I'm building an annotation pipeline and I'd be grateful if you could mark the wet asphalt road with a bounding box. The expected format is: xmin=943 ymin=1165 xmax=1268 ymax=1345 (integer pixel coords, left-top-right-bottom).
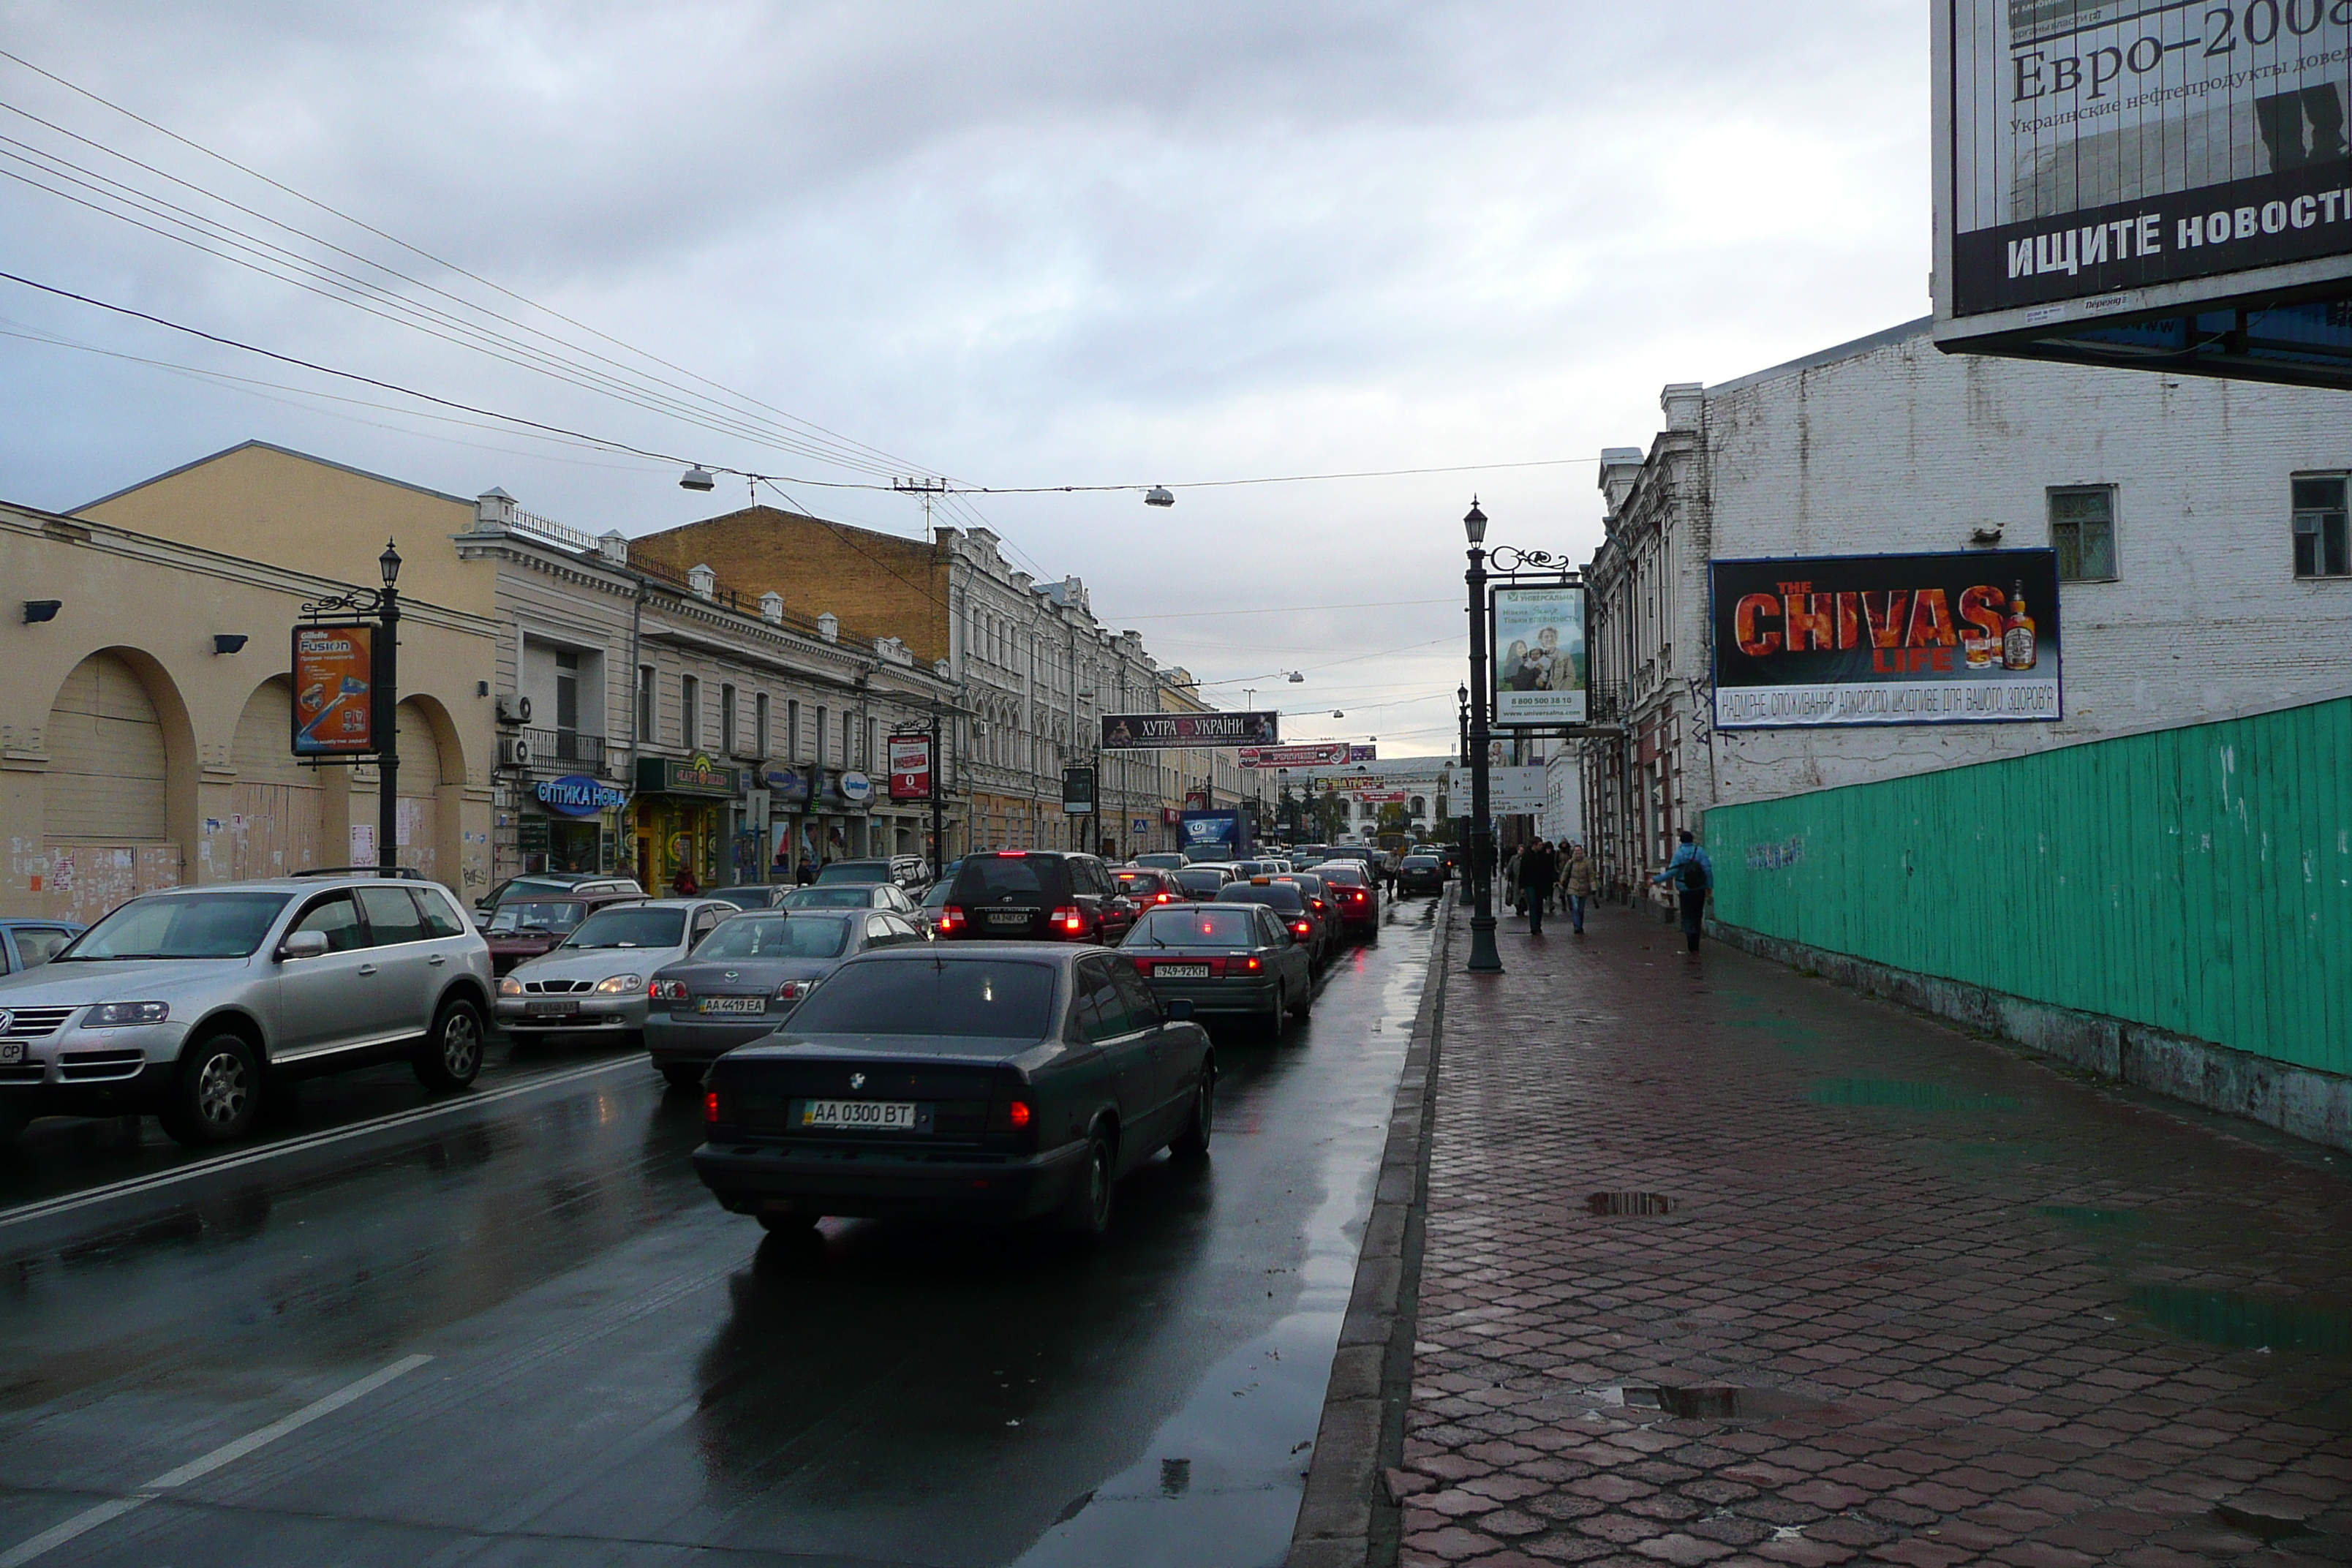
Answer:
xmin=0 ymin=896 xmax=1437 ymax=1568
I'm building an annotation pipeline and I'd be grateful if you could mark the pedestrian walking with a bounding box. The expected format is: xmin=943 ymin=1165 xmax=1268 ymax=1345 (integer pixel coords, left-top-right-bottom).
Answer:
xmin=795 ymin=858 xmax=818 ymax=886
xmin=1519 ymin=838 xmax=1558 ymax=935
xmin=1651 ymin=829 xmax=1713 ymax=953
xmin=672 ymin=864 xmax=702 ymax=897
xmin=1564 ymin=841 xmax=1595 ymax=934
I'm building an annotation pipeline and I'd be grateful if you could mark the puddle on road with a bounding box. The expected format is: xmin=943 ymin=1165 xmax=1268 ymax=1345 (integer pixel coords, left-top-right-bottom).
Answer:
xmin=2132 ymin=1286 xmax=2352 ymax=1353
xmin=1806 ymin=1079 xmax=2020 ymax=1113
xmin=2212 ymin=1501 xmax=2317 ymax=1544
xmin=1624 ymin=1384 xmax=1824 ymax=1421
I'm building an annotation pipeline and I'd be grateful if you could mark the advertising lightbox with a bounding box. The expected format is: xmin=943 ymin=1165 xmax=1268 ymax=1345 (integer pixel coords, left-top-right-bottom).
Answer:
xmin=1490 ymin=586 xmax=1588 ymax=726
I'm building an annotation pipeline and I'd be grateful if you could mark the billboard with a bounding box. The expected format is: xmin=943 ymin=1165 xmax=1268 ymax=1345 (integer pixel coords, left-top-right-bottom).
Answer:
xmin=1491 ymin=586 xmax=1587 ymax=725
xmin=887 ymin=734 xmax=934 ymax=800
xmin=291 ymin=624 xmax=377 ymax=756
xmin=1100 ymin=711 xmax=1279 ymax=749
xmin=1239 ymin=742 xmax=1350 ymax=768
xmin=1062 ymin=765 xmax=1096 ymax=815
xmin=1934 ymin=0 xmax=2352 ymax=380
xmin=1711 ymin=550 xmax=2062 ymax=728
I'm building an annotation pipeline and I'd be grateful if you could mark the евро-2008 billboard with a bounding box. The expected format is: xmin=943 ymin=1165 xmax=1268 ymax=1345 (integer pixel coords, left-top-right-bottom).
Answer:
xmin=1710 ymin=550 xmax=2062 ymax=728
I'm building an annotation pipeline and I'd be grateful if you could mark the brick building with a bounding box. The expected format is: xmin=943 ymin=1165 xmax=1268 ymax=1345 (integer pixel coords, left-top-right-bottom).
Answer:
xmin=1580 ymin=317 xmax=2352 ymax=898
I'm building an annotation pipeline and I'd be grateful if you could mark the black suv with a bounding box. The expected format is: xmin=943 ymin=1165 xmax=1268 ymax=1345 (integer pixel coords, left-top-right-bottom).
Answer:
xmin=938 ymin=852 xmax=1138 ymax=945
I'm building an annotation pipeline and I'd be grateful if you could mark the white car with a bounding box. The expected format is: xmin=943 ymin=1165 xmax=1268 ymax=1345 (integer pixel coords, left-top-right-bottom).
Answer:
xmin=495 ymin=899 xmax=737 ymax=1038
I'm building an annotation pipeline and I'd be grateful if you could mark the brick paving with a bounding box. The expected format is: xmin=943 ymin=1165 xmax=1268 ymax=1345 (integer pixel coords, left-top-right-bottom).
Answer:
xmin=1395 ymin=897 xmax=2352 ymax=1568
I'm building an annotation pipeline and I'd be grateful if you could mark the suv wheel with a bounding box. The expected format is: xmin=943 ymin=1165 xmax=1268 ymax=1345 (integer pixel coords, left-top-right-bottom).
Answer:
xmin=413 ymin=998 xmax=486 ymax=1091
xmin=160 ymin=1033 xmax=263 ymax=1145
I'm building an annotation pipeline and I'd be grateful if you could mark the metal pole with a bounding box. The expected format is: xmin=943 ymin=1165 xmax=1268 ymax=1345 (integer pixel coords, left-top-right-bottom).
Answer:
xmin=930 ymin=700 xmax=946 ymax=881
xmin=1466 ymin=539 xmax=1501 ymax=972
xmin=377 ymin=573 xmax=400 ymax=875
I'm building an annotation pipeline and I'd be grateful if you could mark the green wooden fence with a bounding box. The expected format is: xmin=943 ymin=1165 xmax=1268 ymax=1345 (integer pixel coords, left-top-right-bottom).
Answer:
xmin=1704 ymin=696 xmax=2352 ymax=1077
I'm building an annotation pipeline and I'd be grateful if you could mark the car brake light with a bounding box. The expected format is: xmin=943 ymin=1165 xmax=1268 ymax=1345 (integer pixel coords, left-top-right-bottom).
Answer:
xmin=1244 ymin=956 xmax=1261 ymax=970
xmin=704 ymin=1090 xmax=720 ymax=1123
xmin=1292 ymin=921 xmax=1312 ymax=935
xmin=995 ymin=851 xmax=1027 ymax=858
xmin=939 ymin=904 xmax=965 ymax=932
xmin=1008 ymin=1100 xmax=1032 ymax=1128
xmin=1053 ymin=905 xmax=1085 ymax=934
xmin=1155 ymin=892 xmax=1172 ymax=903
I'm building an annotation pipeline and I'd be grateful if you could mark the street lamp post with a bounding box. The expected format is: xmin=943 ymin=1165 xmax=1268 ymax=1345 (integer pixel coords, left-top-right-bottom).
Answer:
xmin=1463 ymin=501 xmax=1501 ymax=973
xmin=376 ymin=541 xmax=401 ymax=874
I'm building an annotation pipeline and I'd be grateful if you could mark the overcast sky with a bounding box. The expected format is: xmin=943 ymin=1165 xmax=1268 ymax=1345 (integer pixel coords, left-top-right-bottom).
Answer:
xmin=0 ymin=1 xmax=1928 ymax=755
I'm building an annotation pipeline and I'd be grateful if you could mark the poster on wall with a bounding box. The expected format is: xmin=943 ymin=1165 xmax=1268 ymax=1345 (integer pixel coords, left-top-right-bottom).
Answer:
xmin=887 ymin=734 xmax=935 ymax=800
xmin=1491 ymin=587 xmax=1588 ymax=725
xmin=291 ymin=623 xmax=377 ymax=756
xmin=1940 ymin=0 xmax=2352 ymax=322
xmin=1711 ymin=549 xmax=2062 ymax=728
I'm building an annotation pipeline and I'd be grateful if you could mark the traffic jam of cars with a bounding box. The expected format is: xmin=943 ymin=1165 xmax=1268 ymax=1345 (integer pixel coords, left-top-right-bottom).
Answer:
xmin=0 ymin=840 xmax=1450 ymax=1237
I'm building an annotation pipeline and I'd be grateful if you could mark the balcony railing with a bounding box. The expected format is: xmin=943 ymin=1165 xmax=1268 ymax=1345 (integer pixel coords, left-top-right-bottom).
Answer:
xmin=524 ymin=728 xmax=607 ymax=772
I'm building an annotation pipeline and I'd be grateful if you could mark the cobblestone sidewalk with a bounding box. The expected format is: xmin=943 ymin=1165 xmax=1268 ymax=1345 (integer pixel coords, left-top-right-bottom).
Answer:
xmin=1395 ymin=897 xmax=2352 ymax=1568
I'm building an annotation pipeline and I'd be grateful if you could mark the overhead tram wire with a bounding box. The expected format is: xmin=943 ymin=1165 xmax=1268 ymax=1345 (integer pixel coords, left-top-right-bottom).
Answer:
xmin=0 ymin=49 xmax=927 ymax=480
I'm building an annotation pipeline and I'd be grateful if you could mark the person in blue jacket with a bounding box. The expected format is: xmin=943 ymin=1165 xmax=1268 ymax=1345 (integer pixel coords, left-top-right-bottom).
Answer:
xmin=1651 ymin=829 xmax=1713 ymax=953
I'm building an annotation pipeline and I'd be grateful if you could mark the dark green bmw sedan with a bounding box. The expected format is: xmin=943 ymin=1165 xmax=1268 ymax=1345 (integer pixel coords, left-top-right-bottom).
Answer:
xmin=694 ymin=945 xmax=1214 ymax=1239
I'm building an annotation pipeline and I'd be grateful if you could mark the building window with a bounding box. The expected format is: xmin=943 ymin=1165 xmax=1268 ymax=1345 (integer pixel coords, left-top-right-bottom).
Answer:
xmin=2048 ymin=486 xmax=2117 ymax=581
xmin=755 ymin=693 xmax=770 ymax=758
xmin=2293 ymin=475 xmax=2350 ymax=578
xmin=787 ymin=699 xmax=801 ymax=761
xmin=815 ymin=706 xmax=828 ymax=768
xmin=720 ymin=684 xmax=737 ymax=755
xmin=681 ymin=675 xmax=700 ymax=749
xmin=864 ymin=717 xmax=878 ymax=771
xmin=636 ymin=666 xmax=655 ymax=742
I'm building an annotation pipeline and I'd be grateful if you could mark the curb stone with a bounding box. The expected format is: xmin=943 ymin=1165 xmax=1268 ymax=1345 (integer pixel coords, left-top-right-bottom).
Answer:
xmin=1284 ymin=890 xmax=1453 ymax=1568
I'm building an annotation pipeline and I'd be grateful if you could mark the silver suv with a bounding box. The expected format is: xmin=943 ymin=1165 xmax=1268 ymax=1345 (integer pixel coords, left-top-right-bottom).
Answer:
xmin=0 ymin=873 xmax=495 ymax=1146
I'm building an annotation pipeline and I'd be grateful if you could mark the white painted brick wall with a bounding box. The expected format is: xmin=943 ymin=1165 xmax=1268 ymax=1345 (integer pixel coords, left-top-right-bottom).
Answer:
xmin=1669 ymin=323 xmax=2352 ymax=809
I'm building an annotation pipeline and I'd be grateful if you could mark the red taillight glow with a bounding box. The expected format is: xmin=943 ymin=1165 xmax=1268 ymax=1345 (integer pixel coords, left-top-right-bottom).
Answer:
xmin=1053 ymin=905 xmax=1085 ymax=934
xmin=1292 ymin=920 xmax=1313 ymax=935
xmin=1155 ymin=892 xmax=1172 ymax=902
xmin=1244 ymin=956 xmax=1261 ymax=970
xmin=939 ymin=905 xmax=965 ymax=932
xmin=1008 ymin=1100 xmax=1033 ymax=1128
xmin=703 ymin=1090 xmax=720 ymax=1123
xmin=995 ymin=850 xmax=1027 ymax=858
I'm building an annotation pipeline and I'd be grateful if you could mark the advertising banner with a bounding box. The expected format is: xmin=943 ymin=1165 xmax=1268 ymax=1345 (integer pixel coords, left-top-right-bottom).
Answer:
xmin=1944 ymin=0 xmax=2352 ymax=319
xmin=1491 ymin=587 xmax=1588 ymax=725
xmin=1348 ymin=743 xmax=1378 ymax=761
xmin=1062 ymin=765 xmax=1097 ymax=815
xmin=1100 ymin=711 xmax=1280 ymax=750
xmin=291 ymin=623 xmax=377 ymax=756
xmin=1711 ymin=549 xmax=2062 ymax=728
xmin=887 ymin=734 xmax=934 ymax=800
xmin=1239 ymin=742 xmax=1350 ymax=768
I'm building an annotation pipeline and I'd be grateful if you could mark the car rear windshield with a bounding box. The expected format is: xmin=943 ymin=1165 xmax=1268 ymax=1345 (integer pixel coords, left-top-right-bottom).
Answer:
xmin=1218 ymin=884 xmax=1305 ymax=912
xmin=1317 ymin=864 xmax=1367 ymax=885
xmin=952 ymin=856 xmax=1062 ymax=906
xmin=694 ymin=914 xmax=851 ymax=960
xmin=1113 ymin=870 xmax=1166 ymax=890
xmin=60 ymin=891 xmax=294 ymax=960
xmin=1128 ymin=908 xmax=1261 ymax=947
xmin=489 ymin=900 xmax=587 ymax=935
xmin=1402 ymin=856 xmax=1439 ymax=868
xmin=783 ymin=887 xmax=876 ymax=909
xmin=815 ymin=862 xmax=891 ymax=884
xmin=1172 ymin=870 xmax=1228 ymax=894
xmin=565 ymin=908 xmax=687 ymax=949
xmin=783 ymin=958 xmax=1058 ymax=1039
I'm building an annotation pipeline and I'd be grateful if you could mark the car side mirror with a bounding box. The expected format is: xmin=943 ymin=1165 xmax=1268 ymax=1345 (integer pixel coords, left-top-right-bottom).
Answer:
xmin=1165 ymin=998 xmax=1196 ymax=1022
xmin=279 ymin=930 xmax=330 ymax=961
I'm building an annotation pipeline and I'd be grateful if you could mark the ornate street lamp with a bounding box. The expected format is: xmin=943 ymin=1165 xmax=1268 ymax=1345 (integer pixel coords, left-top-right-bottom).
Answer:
xmin=1462 ymin=500 xmax=1501 ymax=971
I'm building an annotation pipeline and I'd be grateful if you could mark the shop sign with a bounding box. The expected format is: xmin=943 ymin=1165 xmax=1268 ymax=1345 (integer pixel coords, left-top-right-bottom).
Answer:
xmin=636 ymin=751 xmax=742 ymax=796
xmin=762 ymin=765 xmax=810 ymax=804
xmin=1491 ymin=586 xmax=1588 ymax=726
xmin=290 ymin=623 xmax=377 ymax=756
xmin=518 ymin=817 xmax=552 ymax=853
xmin=535 ymin=775 xmax=627 ymax=817
xmin=1710 ymin=549 xmax=2062 ymax=728
xmin=1163 ymin=807 xmax=1183 ymax=825
xmin=837 ymin=771 xmax=875 ymax=806
xmin=887 ymin=734 xmax=934 ymax=800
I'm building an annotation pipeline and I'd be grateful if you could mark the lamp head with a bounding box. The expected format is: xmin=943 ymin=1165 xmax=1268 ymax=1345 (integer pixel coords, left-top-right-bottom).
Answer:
xmin=378 ymin=539 xmax=402 ymax=587
xmin=680 ymin=466 xmax=717 ymax=492
xmin=1463 ymin=497 xmax=1488 ymax=545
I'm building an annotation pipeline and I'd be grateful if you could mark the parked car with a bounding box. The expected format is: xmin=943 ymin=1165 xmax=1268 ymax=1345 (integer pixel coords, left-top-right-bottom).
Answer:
xmin=780 ymin=883 xmax=926 ymax=919
xmin=473 ymin=872 xmax=643 ymax=930
xmin=1215 ymin=880 xmax=1330 ymax=970
xmin=1397 ymin=854 xmax=1447 ymax=895
xmin=1169 ymin=866 xmax=1234 ymax=902
xmin=1313 ymin=860 xmax=1381 ymax=938
xmin=482 ymin=886 xmax=647 ymax=974
xmin=1122 ymin=902 xmax=1312 ymax=1032
xmin=644 ymin=910 xmax=926 ymax=1089
xmin=1111 ymin=867 xmax=1184 ymax=909
xmin=0 ymin=918 xmax=83 ymax=977
xmin=0 ymin=876 xmax=492 ymax=1145
xmin=694 ymin=946 xmax=1214 ymax=1236
xmin=935 ymin=852 xmax=1138 ymax=946
xmin=814 ymin=857 xmax=932 ymax=892
xmin=494 ymin=899 xmax=736 ymax=1039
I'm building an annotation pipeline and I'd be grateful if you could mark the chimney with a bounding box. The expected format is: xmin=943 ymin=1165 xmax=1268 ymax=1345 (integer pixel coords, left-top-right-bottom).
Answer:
xmin=474 ymin=487 xmax=516 ymax=529
xmin=1660 ymin=382 xmax=1705 ymax=433
xmin=687 ymin=563 xmax=717 ymax=600
xmin=818 ymin=612 xmax=839 ymax=643
xmin=758 ymin=590 xmax=784 ymax=625
xmin=597 ymin=530 xmax=629 ymax=565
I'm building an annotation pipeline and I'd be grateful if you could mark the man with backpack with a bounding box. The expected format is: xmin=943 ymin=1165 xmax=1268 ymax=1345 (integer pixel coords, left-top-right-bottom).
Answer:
xmin=1651 ymin=829 xmax=1713 ymax=953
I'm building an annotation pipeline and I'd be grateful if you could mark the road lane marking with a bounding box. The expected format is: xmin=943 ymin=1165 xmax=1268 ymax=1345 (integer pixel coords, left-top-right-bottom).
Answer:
xmin=0 ymin=1057 xmax=641 ymax=1231
xmin=0 ymin=1354 xmax=432 ymax=1567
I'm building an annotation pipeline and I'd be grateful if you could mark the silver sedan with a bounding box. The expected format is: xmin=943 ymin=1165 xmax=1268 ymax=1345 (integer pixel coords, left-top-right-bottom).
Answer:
xmin=494 ymin=899 xmax=736 ymax=1039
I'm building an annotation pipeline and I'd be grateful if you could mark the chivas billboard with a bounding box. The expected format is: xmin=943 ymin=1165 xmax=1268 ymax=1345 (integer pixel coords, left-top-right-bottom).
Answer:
xmin=1711 ymin=550 xmax=2062 ymax=728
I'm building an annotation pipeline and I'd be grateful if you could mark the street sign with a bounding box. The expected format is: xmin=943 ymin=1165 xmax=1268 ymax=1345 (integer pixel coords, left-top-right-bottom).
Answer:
xmin=291 ymin=624 xmax=377 ymax=756
xmin=1491 ymin=586 xmax=1587 ymax=726
xmin=887 ymin=734 xmax=934 ymax=800
xmin=1062 ymin=765 xmax=1097 ymax=815
xmin=1100 ymin=711 xmax=1279 ymax=750
xmin=1931 ymin=0 xmax=2352 ymax=385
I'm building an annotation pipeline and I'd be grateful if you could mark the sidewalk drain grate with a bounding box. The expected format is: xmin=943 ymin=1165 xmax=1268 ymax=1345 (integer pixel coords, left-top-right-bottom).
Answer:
xmin=1624 ymin=1385 xmax=1820 ymax=1420
xmin=1587 ymin=1193 xmax=1675 ymax=1216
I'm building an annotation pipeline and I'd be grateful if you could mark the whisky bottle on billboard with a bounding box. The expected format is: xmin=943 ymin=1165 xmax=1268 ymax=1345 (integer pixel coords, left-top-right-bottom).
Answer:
xmin=2002 ymin=582 xmax=2038 ymax=670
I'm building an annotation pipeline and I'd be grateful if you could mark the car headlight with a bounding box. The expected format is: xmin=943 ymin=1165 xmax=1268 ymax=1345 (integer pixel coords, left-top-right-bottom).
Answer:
xmin=595 ymin=973 xmax=644 ymax=995
xmin=498 ymin=976 xmax=523 ymax=997
xmin=86 ymin=1001 xmax=169 ymax=1028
